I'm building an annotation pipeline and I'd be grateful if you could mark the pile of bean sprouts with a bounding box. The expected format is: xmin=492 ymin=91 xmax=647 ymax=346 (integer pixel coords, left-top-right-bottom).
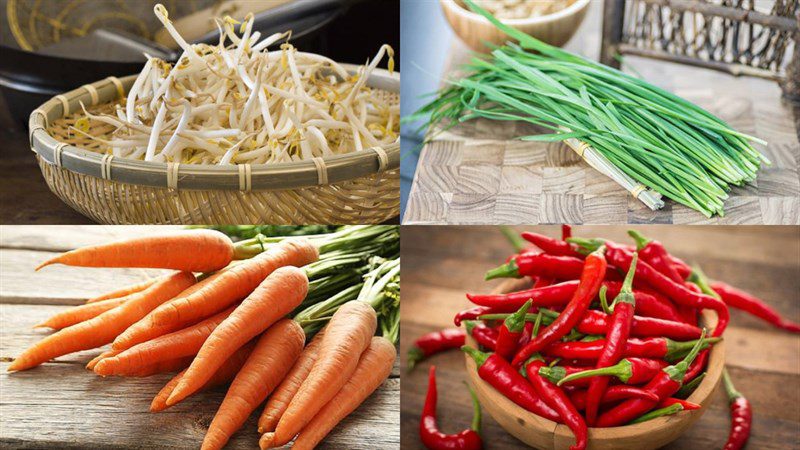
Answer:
xmin=73 ymin=4 xmax=398 ymax=165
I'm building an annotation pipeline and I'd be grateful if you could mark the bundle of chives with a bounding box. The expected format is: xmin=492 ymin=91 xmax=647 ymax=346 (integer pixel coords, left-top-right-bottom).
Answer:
xmin=407 ymin=0 xmax=769 ymax=217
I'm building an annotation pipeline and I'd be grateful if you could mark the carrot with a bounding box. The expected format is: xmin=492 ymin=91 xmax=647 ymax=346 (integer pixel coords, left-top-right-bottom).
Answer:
xmin=126 ymin=356 xmax=193 ymax=377
xmin=36 ymin=229 xmax=234 ymax=272
xmin=273 ymin=336 xmax=396 ymax=450
xmin=166 ymin=266 xmax=309 ymax=406
xmin=257 ymin=330 xmax=326 ymax=433
xmin=270 ymin=301 xmax=377 ymax=447
xmin=150 ymin=341 xmax=256 ymax=412
xmin=86 ymin=349 xmax=119 ymax=371
xmin=85 ymin=278 xmax=158 ymax=303
xmin=112 ymin=271 xmax=231 ymax=351
xmin=8 ymin=272 xmax=195 ymax=372
xmin=202 ymin=319 xmax=305 ymax=450
xmin=112 ymin=239 xmax=318 ymax=351
xmin=35 ymin=297 xmax=129 ymax=330
xmin=94 ymin=305 xmax=236 ymax=377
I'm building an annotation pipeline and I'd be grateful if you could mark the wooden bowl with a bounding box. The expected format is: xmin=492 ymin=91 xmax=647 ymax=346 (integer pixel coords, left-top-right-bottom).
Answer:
xmin=463 ymin=277 xmax=725 ymax=450
xmin=440 ymin=0 xmax=591 ymax=51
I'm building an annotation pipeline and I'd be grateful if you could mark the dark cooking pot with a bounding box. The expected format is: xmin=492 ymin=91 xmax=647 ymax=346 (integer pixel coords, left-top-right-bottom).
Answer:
xmin=0 ymin=0 xmax=350 ymax=124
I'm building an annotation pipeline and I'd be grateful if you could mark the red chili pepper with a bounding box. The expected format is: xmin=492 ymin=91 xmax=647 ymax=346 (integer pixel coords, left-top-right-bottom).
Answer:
xmin=454 ymin=306 xmax=496 ymax=326
xmin=603 ymin=243 xmax=729 ymax=337
xmin=462 ymin=346 xmax=560 ymax=422
xmin=684 ymin=349 xmax=709 ymax=383
xmin=525 ymin=358 xmax=587 ymax=450
xmin=628 ymin=230 xmax=684 ymax=283
xmin=408 ymin=329 xmax=467 ymax=371
xmin=518 ymin=322 xmax=534 ymax=348
xmin=569 ymin=385 xmax=660 ymax=410
xmin=576 ymin=310 xmax=702 ymax=341
xmin=658 ymin=397 xmax=700 ymax=411
xmin=602 ymin=281 xmax=683 ymax=323
xmin=581 ymin=254 xmax=638 ymax=425
xmin=711 ymin=281 xmax=800 ymax=333
xmin=594 ymin=330 xmax=708 ymax=427
xmin=466 ymin=280 xmax=580 ymax=309
xmin=562 ymin=225 xmax=572 ymax=240
xmin=532 ymin=277 xmax=554 ymax=288
xmin=552 ymin=357 xmax=668 ymax=386
xmin=420 ymin=366 xmax=483 ymax=450
xmin=512 ymin=247 xmax=607 ymax=367
xmin=670 ymin=255 xmax=692 ymax=279
xmin=464 ymin=321 xmax=498 ymax=351
xmin=495 ymin=301 xmax=532 ymax=360
xmin=521 ymin=232 xmax=581 ymax=257
xmin=484 ymin=254 xmax=586 ymax=281
xmin=543 ymin=336 xmax=719 ymax=363
xmin=722 ymin=369 xmax=751 ymax=450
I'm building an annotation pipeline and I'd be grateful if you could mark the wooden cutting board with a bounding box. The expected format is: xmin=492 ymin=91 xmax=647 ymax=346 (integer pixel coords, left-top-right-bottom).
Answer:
xmin=0 ymin=225 xmax=400 ymax=449
xmin=404 ymin=45 xmax=800 ymax=225
xmin=400 ymin=225 xmax=800 ymax=449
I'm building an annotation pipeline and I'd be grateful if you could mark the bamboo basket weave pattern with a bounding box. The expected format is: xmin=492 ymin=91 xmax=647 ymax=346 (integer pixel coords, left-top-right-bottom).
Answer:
xmin=28 ymin=69 xmax=400 ymax=224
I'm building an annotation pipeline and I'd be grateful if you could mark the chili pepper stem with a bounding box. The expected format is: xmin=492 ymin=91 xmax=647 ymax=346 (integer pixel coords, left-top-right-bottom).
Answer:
xmin=407 ymin=347 xmax=424 ymax=372
xmin=676 ymin=373 xmax=706 ymax=398
xmin=556 ymin=359 xmax=633 ymax=386
xmin=506 ymin=300 xmax=533 ymax=332
xmin=627 ymin=230 xmax=651 ymax=251
xmin=722 ymin=368 xmax=743 ymax=402
xmin=461 ymin=345 xmax=488 ymax=366
xmin=484 ymin=260 xmax=519 ymax=280
xmin=464 ymin=381 xmax=483 ymax=434
xmin=688 ymin=265 xmax=722 ymax=300
xmin=629 ymin=403 xmax=684 ymax=424
xmin=665 ymin=329 xmax=707 ymax=381
xmin=665 ymin=337 xmax=721 ymax=362
xmin=499 ymin=226 xmax=527 ymax=252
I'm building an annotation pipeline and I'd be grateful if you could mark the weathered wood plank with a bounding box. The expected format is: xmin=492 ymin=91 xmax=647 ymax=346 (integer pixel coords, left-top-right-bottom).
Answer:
xmin=0 ymin=225 xmax=185 ymax=252
xmin=0 ymin=304 xmax=400 ymax=450
xmin=0 ymin=249 xmax=168 ymax=305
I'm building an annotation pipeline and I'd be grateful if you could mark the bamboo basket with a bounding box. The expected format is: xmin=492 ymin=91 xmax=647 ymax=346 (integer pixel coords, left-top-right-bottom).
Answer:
xmin=27 ymin=66 xmax=400 ymax=224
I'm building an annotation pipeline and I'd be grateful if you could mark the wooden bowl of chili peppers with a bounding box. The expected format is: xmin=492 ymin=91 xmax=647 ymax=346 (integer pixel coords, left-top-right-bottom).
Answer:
xmin=458 ymin=229 xmax=731 ymax=450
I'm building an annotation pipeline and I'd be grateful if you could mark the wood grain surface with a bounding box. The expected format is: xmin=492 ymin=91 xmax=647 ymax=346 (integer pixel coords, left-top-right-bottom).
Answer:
xmin=400 ymin=225 xmax=800 ymax=449
xmin=404 ymin=2 xmax=800 ymax=225
xmin=0 ymin=226 xmax=400 ymax=449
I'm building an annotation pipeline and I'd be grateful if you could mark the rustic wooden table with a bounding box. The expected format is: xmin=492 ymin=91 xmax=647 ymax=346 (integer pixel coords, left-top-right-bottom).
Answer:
xmin=403 ymin=2 xmax=800 ymax=225
xmin=400 ymin=225 xmax=800 ymax=449
xmin=0 ymin=225 xmax=400 ymax=449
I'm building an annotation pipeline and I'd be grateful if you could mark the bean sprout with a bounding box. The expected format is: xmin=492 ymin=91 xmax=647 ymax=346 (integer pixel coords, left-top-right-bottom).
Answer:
xmin=73 ymin=4 xmax=397 ymax=165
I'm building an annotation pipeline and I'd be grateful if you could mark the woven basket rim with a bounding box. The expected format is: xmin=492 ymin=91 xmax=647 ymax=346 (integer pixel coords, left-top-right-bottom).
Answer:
xmin=28 ymin=62 xmax=400 ymax=191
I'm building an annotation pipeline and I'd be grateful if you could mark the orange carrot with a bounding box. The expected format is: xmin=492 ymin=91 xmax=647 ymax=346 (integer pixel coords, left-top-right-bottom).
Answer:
xmin=112 ymin=272 xmax=230 ymax=351
xmin=257 ymin=330 xmax=326 ymax=433
xmin=35 ymin=297 xmax=129 ymax=330
xmin=85 ymin=278 xmax=158 ymax=303
xmin=8 ymin=272 xmax=195 ymax=372
xmin=150 ymin=341 xmax=257 ymax=412
xmin=166 ymin=266 xmax=309 ymax=406
xmin=126 ymin=356 xmax=193 ymax=377
xmin=202 ymin=319 xmax=305 ymax=450
xmin=267 ymin=336 xmax=396 ymax=450
xmin=270 ymin=301 xmax=377 ymax=446
xmin=36 ymin=229 xmax=233 ymax=272
xmin=86 ymin=349 xmax=119 ymax=371
xmin=112 ymin=239 xmax=318 ymax=351
xmin=94 ymin=305 xmax=236 ymax=377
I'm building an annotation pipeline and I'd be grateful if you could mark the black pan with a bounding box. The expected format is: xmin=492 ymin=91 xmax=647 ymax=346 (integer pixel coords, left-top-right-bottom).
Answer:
xmin=0 ymin=0 xmax=349 ymax=124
